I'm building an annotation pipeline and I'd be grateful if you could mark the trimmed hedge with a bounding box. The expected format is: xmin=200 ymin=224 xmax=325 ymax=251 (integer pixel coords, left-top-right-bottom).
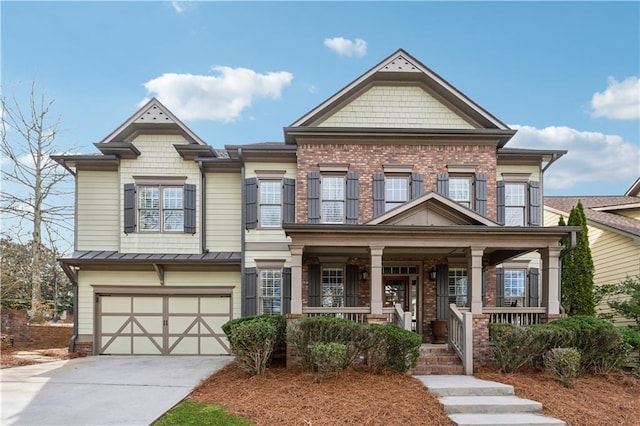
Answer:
xmin=227 ymin=320 xmax=277 ymax=375
xmin=544 ymin=347 xmax=581 ymax=388
xmin=311 ymin=342 xmax=347 ymax=381
xmin=222 ymin=314 xmax=286 ymax=348
xmin=368 ymin=324 xmax=421 ymax=373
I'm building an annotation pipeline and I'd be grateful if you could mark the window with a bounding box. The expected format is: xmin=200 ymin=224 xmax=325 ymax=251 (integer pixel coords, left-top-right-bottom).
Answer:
xmin=448 ymin=267 xmax=467 ymax=306
xmin=504 ymin=269 xmax=526 ymax=305
xmin=259 ymin=269 xmax=282 ymax=315
xmin=385 ymin=176 xmax=409 ymax=211
xmin=321 ymin=268 xmax=344 ymax=307
xmin=138 ymin=186 xmax=184 ymax=231
xmin=449 ymin=177 xmax=472 ymax=208
xmin=322 ymin=176 xmax=345 ymax=224
xmin=504 ymin=183 xmax=526 ymax=226
xmin=259 ymin=180 xmax=281 ymax=227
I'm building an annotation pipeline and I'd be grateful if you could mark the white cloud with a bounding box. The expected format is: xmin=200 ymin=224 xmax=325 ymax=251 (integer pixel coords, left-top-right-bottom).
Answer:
xmin=508 ymin=125 xmax=639 ymax=190
xmin=324 ymin=37 xmax=367 ymax=58
xmin=589 ymin=76 xmax=640 ymax=120
xmin=141 ymin=66 xmax=294 ymax=122
xmin=171 ymin=1 xmax=188 ymax=14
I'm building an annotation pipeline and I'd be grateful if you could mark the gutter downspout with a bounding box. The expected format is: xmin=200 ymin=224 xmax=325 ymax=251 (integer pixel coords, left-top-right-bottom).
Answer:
xmin=198 ymin=160 xmax=207 ymax=253
xmin=59 ymin=261 xmax=78 ymax=352
xmin=239 ymin=148 xmax=246 ymax=317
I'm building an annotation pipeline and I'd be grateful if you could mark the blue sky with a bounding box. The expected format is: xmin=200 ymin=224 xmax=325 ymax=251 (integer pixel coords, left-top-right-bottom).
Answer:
xmin=3 ymin=1 xmax=639 ymax=201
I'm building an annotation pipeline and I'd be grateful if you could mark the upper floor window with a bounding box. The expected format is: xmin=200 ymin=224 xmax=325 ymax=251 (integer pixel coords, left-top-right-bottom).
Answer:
xmin=504 ymin=183 xmax=526 ymax=226
xmin=259 ymin=180 xmax=282 ymax=227
xmin=322 ymin=175 xmax=345 ymax=224
xmin=385 ymin=176 xmax=409 ymax=211
xmin=448 ymin=176 xmax=472 ymax=208
xmin=259 ymin=269 xmax=282 ymax=315
xmin=124 ymin=181 xmax=195 ymax=234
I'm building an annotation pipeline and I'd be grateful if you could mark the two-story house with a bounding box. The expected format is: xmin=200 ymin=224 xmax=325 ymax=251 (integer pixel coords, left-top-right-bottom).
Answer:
xmin=54 ymin=49 xmax=577 ymax=373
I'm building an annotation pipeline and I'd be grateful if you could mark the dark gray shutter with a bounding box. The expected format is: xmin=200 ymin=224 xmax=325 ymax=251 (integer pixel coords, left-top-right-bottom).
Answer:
xmin=242 ymin=267 xmax=257 ymax=316
xmin=482 ymin=269 xmax=486 ymax=306
xmin=529 ymin=181 xmax=541 ymax=226
xmin=183 ymin=184 xmax=196 ymax=233
xmin=475 ymin=173 xmax=487 ymax=216
xmin=528 ymin=268 xmax=539 ymax=307
xmin=496 ymin=268 xmax=504 ymax=307
xmin=282 ymin=267 xmax=291 ymax=314
xmin=124 ymin=183 xmax=136 ymax=233
xmin=283 ymin=178 xmax=295 ymax=225
xmin=436 ymin=173 xmax=449 ymax=197
xmin=372 ymin=173 xmax=385 ymax=217
xmin=244 ymin=178 xmax=258 ymax=229
xmin=307 ymin=172 xmax=320 ymax=224
xmin=496 ymin=181 xmax=505 ymax=225
xmin=436 ymin=264 xmax=449 ymax=321
xmin=308 ymin=264 xmax=321 ymax=307
xmin=345 ymin=265 xmax=359 ymax=307
xmin=411 ymin=173 xmax=424 ymax=199
xmin=346 ymin=172 xmax=359 ymax=224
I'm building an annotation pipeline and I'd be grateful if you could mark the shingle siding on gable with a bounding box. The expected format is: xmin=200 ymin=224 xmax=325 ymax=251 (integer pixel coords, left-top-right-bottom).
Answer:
xmin=295 ymin=143 xmax=497 ymax=223
xmin=119 ymin=134 xmax=201 ymax=254
xmin=317 ymin=85 xmax=476 ymax=129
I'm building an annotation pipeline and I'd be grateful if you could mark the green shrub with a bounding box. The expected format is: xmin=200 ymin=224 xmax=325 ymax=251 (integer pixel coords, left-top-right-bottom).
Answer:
xmin=368 ymin=324 xmax=421 ymax=373
xmin=287 ymin=316 xmax=373 ymax=369
xmin=222 ymin=314 xmax=286 ymax=348
xmin=311 ymin=342 xmax=347 ymax=381
xmin=227 ymin=320 xmax=278 ymax=376
xmin=543 ymin=347 xmax=581 ymax=388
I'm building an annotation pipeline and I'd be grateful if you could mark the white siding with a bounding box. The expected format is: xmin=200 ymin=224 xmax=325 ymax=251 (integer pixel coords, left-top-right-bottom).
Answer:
xmin=206 ymin=173 xmax=241 ymax=252
xmin=120 ymin=134 xmax=201 ymax=254
xmin=318 ymin=85 xmax=475 ymax=129
xmin=76 ymin=170 xmax=119 ymax=251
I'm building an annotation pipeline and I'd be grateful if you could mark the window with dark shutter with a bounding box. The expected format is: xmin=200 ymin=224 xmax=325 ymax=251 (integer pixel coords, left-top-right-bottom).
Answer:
xmin=410 ymin=173 xmax=424 ymax=199
xmin=183 ymin=184 xmax=196 ymax=233
xmin=283 ymin=178 xmax=295 ymax=224
xmin=496 ymin=181 xmax=505 ymax=225
xmin=307 ymin=172 xmax=320 ymax=224
xmin=282 ymin=267 xmax=292 ymax=314
xmin=244 ymin=178 xmax=258 ymax=229
xmin=345 ymin=265 xmax=359 ymax=307
xmin=308 ymin=264 xmax=321 ymax=307
xmin=242 ymin=267 xmax=257 ymax=316
xmin=436 ymin=264 xmax=449 ymax=321
xmin=496 ymin=268 xmax=504 ymax=307
xmin=475 ymin=173 xmax=487 ymax=216
xmin=436 ymin=173 xmax=449 ymax=197
xmin=345 ymin=172 xmax=359 ymax=224
xmin=124 ymin=183 xmax=136 ymax=233
xmin=372 ymin=173 xmax=385 ymax=217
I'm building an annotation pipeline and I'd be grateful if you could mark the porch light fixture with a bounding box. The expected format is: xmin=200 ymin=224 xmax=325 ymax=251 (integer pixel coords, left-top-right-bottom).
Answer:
xmin=361 ymin=268 xmax=369 ymax=281
xmin=429 ymin=268 xmax=437 ymax=281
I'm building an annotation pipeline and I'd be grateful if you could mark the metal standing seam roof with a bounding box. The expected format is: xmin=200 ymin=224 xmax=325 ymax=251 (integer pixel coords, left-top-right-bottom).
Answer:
xmin=64 ymin=251 xmax=242 ymax=263
xmin=544 ymin=196 xmax=640 ymax=238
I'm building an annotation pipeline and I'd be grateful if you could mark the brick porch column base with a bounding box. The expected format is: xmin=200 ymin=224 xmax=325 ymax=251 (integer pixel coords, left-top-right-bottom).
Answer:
xmin=540 ymin=313 xmax=567 ymax=323
xmin=285 ymin=314 xmax=305 ymax=368
xmin=472 ymin=314 xmax=494 ymax=368
xmin=366 ymin=314 xmax=388 ymax=325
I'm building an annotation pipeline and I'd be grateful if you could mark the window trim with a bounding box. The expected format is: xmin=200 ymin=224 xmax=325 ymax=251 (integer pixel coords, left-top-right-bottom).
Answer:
xmin=258 ymin=179 xmax=283 ymax=229
xmin=321 ymin=174 xmax=346 ymax=224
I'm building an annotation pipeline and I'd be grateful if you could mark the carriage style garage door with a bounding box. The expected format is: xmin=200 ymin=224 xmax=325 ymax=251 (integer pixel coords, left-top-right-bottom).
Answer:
xmin=97 ymin=293 xmax=231 ymax=355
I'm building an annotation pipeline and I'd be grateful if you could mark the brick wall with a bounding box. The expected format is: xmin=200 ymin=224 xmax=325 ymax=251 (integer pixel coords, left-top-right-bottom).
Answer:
xmin=296 ymin=142 xmax=497 ymax=223
xmin=472 ymin=314 xmax=494 ymax=368
xmin=1 ymin=309 xmax=73 ymax=349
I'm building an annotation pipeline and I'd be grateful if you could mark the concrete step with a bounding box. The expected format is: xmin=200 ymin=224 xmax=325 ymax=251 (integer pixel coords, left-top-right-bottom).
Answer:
xmin=449 ymin=413 xmax=566 ymax=426
xmin=440 ymin=395 xmax=542 ymax=414
xmin=417 ymin=375 xmax=514 ymax=396
xmin=412 ymin=365 xmax=464 ymax=375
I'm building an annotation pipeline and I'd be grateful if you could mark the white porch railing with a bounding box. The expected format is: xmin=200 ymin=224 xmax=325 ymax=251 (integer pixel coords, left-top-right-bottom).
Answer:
xmin=391 ymin=303 xmax=412 ymax=331
xmin=484 ymin=307 xmax=546 ymax=326
xmin=448 ymin=304 xmax=473 ymax=375
xmin=302 ymin=307 xmax=370 ymax=323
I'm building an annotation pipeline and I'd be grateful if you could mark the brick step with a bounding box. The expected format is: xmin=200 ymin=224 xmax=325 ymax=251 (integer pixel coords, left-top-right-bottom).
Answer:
xmin=413 ymin=365 xmax=465 ymax=375
xmin=412 ymin=344 xmax=464 ymax=375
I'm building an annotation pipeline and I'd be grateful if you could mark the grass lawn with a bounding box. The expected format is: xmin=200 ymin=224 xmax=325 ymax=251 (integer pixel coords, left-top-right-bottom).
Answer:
xmin=154 ymin=400 xmax=252 ymax=426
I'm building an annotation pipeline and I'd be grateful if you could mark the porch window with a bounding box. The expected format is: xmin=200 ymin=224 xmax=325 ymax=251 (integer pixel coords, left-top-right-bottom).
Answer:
xmin=385 ymin=176 xmax=409 ymax=211
xmin=259 ymin=180 xmax=282 ymax=227
xmin=503 ymin=269 xmax=526 ymax=306
xmin=321 ymin=176 xmax=345 ymax=224
xmin=259 ymin=269 xmax=282 ymax=315
xmin=449 ymin=177 xmax=472 ymax=208
xmin=504 ymin=183 xmax=526 ymax=226
xmin=448 ymin=267 xmax=467 ymax=306
xmin=321 ymin=267 xmax=344 ymax=307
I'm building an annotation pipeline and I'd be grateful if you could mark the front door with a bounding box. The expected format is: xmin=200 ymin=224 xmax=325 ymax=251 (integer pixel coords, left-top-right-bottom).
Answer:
xmin=383 ymin=276 xmax=410 ymax=311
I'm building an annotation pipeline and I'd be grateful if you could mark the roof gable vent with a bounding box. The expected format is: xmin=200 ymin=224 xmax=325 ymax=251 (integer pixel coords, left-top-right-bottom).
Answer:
xmin=135 ymin=104 xmax=175 ymax=124
xmin=380 ymin=54 xmax=420 ymax=73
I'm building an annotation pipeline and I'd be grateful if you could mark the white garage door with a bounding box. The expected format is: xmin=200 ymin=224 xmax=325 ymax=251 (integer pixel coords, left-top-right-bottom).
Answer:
xmin=98 ymin=294 xmax=231 ymax=355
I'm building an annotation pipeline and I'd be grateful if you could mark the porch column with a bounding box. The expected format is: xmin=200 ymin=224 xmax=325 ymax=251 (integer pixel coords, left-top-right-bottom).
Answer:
xmin=466 ymin=246 xmax=484 ymax=314
xmin=370 ymin=245 xmax=384 ymax=315
xmin=290 ymin=245 xmax=304 ymax=315
xmin=540 ymin=246 xmax=562 ymax=314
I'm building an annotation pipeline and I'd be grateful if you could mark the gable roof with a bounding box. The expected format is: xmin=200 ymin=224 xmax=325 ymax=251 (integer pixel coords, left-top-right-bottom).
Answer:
xmin=625 ymin=177 xmax=640 ymax=197
xmin=545 ymin=196 xmax=640 ymax=239
xmin=367 ymin=191 xmax=498 ymax=226
xmin=289 ymin=49 xmax=510 ymax=132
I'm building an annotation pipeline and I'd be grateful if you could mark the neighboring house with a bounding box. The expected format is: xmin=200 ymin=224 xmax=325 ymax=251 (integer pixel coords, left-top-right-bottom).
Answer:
xmin=53 ymin=49 xmax=576 ymax=373
xmin=545 ymin=180 xmax=640 ymax=327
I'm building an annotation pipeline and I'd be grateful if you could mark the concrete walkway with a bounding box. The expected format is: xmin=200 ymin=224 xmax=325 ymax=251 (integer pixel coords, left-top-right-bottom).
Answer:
xmin=1 ymin=355 xmax=233 ymax=426
xmin=417 ymin=375 xmax=566 ymax=426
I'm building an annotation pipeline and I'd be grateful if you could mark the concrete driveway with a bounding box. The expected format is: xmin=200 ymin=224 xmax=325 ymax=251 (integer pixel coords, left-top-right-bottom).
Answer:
xmin=1 ymin=355 xmax=233 ymax=426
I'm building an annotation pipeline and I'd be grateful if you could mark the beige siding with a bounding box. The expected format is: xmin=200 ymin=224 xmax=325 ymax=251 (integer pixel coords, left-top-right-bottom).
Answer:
xmin=76 ymin=170 xmax=120 ymax=251
xmin=617 ymin=209 xmax=640 ymax=220
xmin=206 ymin=173 xmax=241 ymax=252
xmin=318 ymin=85 xmax=475 ymax=129
xmin=545 ymin=208 xmax=640 ymax=327
xmin=120 ymin=134 xmax=201 ymax=254
xmin=496 ymin=165 xmax=541 ymax=182
xmin=77 ymin=270 xmax=241 ymax=335
xmin=245 ymin=251 xmax=292 ymax=269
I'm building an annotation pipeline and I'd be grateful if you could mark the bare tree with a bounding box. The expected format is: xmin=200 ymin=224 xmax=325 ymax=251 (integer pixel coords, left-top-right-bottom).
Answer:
xmin=1 ymin=81 xmax=73 ymax=320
